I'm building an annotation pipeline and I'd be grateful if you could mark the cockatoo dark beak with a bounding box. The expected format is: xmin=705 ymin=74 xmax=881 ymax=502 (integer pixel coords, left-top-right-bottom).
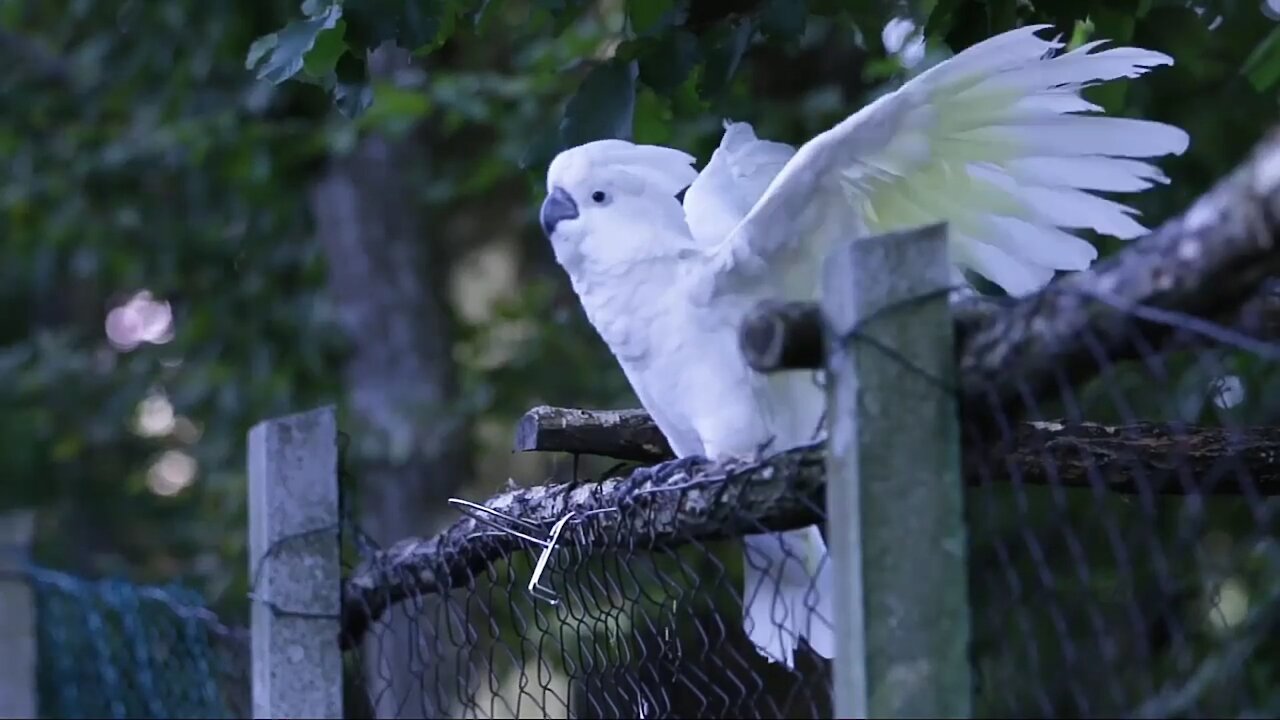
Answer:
xmin=540 ymin=187 xmax=579 ymax=237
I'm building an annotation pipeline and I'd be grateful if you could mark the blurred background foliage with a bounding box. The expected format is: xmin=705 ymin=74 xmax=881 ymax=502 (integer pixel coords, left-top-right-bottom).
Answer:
xmin=3 ymin=0 xmax=1280 ymax=715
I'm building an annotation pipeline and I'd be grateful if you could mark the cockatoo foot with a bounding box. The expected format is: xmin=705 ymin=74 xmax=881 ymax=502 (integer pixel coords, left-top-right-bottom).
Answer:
xmin=750 ymin=436 xmax=778 ymax=464
xmin=665 ymin=454 xmax=704 ymax=479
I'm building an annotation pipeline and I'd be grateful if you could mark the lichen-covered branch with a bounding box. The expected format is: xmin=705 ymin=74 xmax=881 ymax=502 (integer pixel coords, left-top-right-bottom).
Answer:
xmin=971 ymin=420 xmax=1280 ymax=493
xmin=514 ymin=406 xmax=1280 ymax=493
xmin=340 ymin=447 xmax=824 ymax=648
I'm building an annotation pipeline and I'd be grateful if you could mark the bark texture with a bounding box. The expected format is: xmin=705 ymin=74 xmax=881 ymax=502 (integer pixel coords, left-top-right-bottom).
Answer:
xmin=311 ymin=46 xmax=473 ymax=719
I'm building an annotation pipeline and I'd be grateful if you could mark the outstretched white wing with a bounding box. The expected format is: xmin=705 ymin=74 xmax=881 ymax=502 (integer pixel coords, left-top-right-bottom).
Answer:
xmin=701 ymin=25 xmax=1190 ymax=298
xmin=683 ymin=121 xmax=796 ymax=246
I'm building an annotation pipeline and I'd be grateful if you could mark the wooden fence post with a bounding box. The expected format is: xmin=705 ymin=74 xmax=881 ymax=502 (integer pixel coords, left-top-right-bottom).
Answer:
xmin=249 ymin=406 xmax=344 ymax=719
xmin=0 ymin=509 xmax=37 ymax=719
xmin=821 ymin=224 xmax=972 ymax=718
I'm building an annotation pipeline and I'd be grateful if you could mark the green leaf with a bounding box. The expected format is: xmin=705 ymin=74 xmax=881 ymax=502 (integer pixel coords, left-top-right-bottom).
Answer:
xmin=327 ymin=50 xmax=373 ymax=118
xmin=342 ymin=0 xmax=458 ymax=55
xmin=334 ymin=47 xmax=368 ymax=84
xmin=926 ymin=0 xmax=962 ymax=38
xmin=558 ymin=60 xmax=639 ymax=148
xmin=632 ymin=86 xmax=675 ymax=146
xmin=928 ymin=0 xmax=992 ymax=51
xmin=637 ymin=30 xmax=700 ymax=95
xmin=628 ymin=0 xmax=677 ymax=34
xmin=1084 ymin=2 xmax=1138 ymax=112
xmin=1242 ymin=26 xmax=1280 ymax=93
xmin=986 ymin=0 xmax=1017 ymax=32
xmin=519 ymin=123 xmax=564 ymax=172
xmin=471 ymin=0 xmax=498 ymax=28
xmin=249 ymin=3 xmax=343 ymax=85
xmin=536 ymin=0 xmax=594 ymax=33
xmin=1139 ymin=5 xmax=1217 ymax=81
xmin=244 ymin=34 xmax=278 ymax=71
xmin=399 ymin=1 xmax=457 ymax=51
xmin=361 ymin=83 xmax=432 ymax=132
xmin=759 ymin=0 xmax=808 ymax=44
xmin=334 ymin=82 xmax=375 ymax=119
xmin=1067 ymin=18 xmax=1095 ymax=51
xmin=341 ymin=0 xmax=401 ymax=51
xmin=667 ymin=66 xmax=706 ymax=116
xmin=698 ymin=19 xmax=755 ymax=98
xmin=521 ymin=58 xmax=637 ymax=175
xmin=302 ymin=20 xmax=348 ymax=78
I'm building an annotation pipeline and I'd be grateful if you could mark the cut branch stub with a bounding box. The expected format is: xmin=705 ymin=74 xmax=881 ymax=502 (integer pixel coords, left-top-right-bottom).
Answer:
xmin=514 ymin=405 xmax=672 ymax=464
xmin=739 ymin=300 xmax=824 ymax=372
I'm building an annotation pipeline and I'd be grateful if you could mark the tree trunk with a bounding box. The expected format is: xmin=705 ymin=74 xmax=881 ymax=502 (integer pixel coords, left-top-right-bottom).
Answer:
xmin=310 ymin=45 xmax=475 ymax=719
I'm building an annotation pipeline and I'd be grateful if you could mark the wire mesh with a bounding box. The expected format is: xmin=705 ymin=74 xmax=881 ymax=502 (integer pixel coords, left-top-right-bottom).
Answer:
xmin=334 ymin=277 xmax=1280 ymax=719
xmin=962 ymin=298 xmax=1280 ymax=718
xmin=25 ymin=566 xmax=250 ymax=719
xmin=344 ymin=496 xmax=833 ymax=719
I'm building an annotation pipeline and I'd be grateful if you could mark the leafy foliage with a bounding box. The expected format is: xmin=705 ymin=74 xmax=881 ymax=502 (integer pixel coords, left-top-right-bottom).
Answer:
xmin=251 ymin=0 xmax=1280 ymax=202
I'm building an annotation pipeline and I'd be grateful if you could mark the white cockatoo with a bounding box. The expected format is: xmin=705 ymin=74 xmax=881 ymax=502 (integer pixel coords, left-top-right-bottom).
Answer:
xmin=537 ymin=25 xmax=1189 ymax=668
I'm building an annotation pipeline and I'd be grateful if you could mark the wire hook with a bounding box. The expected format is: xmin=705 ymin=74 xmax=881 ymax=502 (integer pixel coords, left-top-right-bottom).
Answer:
xmin=448 ymin=498 xmax=598 ymax=605
xmin=527 ymin=511 xmax=576 ymax=605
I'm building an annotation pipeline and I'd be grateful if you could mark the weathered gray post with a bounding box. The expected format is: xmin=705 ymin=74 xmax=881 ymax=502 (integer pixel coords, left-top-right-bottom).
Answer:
xmin=248 ymin=406 xmax=344 ymax=719
xmin=821 ymin=224 xmax=971 ymax=718
xmin=0 ymin=509 xmax=37 ymax=719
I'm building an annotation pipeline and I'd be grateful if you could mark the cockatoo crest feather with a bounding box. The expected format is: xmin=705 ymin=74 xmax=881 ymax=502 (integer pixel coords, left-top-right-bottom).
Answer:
xmin=548 ymin=139 xmax=697 ymax=197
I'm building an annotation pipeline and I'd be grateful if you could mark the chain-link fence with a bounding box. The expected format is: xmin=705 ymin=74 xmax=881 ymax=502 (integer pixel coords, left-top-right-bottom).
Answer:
xmin=962 ymin=313 xmax=1280 ymax=717
xmin=336 ymin=375 xmax=1276 ymax=720
xmin=342 ymin=456 xmax=835 ymax=719
xmin=334 ymin=309 xmax=1280 ymax=718
xmin=21 ymin=566 xmax=249 ymax=719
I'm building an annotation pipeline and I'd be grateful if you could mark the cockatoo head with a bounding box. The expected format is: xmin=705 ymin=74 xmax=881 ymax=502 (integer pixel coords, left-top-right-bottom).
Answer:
xmin=540 ymin=139 xmax=698 ymax=272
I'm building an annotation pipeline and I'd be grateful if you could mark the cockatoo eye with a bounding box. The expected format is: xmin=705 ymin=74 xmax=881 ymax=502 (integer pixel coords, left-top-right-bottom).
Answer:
xmin=591 ymin=190 xmax=608 ymax=204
